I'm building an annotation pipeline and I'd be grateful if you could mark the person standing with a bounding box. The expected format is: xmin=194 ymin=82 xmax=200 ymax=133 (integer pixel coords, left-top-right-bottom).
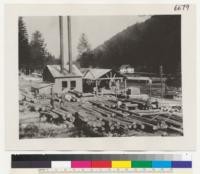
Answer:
xmin=117 ymin=100 xmax=122 ymax=109
xmin=50 ymin=96 xmax=55 ymax=109
xmin=146 ymin=97 xmax=151 ymax=110
xmin=60 ymin=94 xmax=65 ymax=107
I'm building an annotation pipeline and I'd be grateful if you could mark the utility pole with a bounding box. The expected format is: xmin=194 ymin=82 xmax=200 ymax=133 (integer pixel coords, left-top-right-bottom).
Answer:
xmin=149 ymin=79 xmax=152 ymax=100
xmin=160 ymin=65 xmax=164 ymax=99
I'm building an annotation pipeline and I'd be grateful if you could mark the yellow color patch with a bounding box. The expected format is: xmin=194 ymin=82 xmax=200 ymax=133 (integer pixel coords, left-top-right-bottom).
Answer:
xmin=112 ymin=161 xmax=132 ymax=168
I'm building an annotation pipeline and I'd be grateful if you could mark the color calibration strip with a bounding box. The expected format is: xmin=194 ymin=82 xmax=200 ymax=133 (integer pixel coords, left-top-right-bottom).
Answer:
xmin=11 ymin=154 xmax=192 ymax=174
xmin=51 ymin=160 xmax=192 ymax=169
xmin=12 ymin=160 xmax=192 ymax=169
xmin=12 ymin=154 xmax=192 ymax=170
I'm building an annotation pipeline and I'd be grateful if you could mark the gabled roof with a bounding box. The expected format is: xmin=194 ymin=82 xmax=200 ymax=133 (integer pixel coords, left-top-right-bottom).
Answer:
xmin=46 ymin=64 xmax=83 ymax=78
xmin=80 ymin=68 xmax=90 ymax=76
xmin=84 ymin=68 xmax=112 ymax=80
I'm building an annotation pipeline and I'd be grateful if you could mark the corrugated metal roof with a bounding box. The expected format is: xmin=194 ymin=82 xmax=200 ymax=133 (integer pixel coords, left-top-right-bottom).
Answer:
xmin=84 ymin=68 xmax=111 ymax=80
xmin=46 ymin=64 xmax=83 ymax=78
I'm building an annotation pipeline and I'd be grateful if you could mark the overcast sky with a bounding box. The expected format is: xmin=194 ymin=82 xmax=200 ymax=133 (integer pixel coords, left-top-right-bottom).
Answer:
xmin=23 ymin=16 xmax=150 ymax=60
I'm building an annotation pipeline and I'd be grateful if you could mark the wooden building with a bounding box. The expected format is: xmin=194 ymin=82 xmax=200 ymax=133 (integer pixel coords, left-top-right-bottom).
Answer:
xmin=120 ymin=64 xmax=134 ymax=74
xmin=42 ymin=17 xmax=83 ymax=94
xmin=83 ymin=68 xmax=125 ymax=93
xmin=43 ymin=64 xmax=83 ymax=93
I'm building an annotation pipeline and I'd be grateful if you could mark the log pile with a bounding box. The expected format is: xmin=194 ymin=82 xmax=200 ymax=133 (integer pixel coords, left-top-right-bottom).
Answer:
xmin=83 ymin=98 xmax=183 ymax=136
xmin=39 ymin=107 xmax=75 ymax=127
xmin=19 ymin=87 xmax=183 ymax=137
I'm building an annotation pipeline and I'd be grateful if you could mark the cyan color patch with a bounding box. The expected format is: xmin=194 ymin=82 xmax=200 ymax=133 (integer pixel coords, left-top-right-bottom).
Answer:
xmin=152 ymin=161 xmax=172 ymax=168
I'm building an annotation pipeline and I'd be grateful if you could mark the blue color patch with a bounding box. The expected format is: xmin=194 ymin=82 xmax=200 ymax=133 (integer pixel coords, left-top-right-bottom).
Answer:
xmin=152 ymin=161 xmax=172 ymax=168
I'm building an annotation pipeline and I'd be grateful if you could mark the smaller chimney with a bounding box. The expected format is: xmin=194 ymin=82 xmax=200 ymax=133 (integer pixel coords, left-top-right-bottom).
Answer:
xmin=67 ymin=16 xmax=72 ymax=73
xmin=59 ymin=16 xmax=64 ymax=73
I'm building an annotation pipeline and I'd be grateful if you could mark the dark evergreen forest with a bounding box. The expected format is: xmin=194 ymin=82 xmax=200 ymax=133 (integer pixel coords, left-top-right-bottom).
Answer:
xmin=77 ymin=15 xmax=181 ymax=75
xmin=18 ymin=17 xmax=60 ymax=72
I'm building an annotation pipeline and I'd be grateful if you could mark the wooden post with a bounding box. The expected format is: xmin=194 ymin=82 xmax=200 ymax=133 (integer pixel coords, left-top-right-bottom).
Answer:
xmin=95 ymin=80 xmax=98 ymax=96
xmin=124 ymin=79 xmax=127 ymax=96
xmin=149 ymin=80 xmax=152 ymax=100
xmin=51 ymin=87 xmax=53 ymax=97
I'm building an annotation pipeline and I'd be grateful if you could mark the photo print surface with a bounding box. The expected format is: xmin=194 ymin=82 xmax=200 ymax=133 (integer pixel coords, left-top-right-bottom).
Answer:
xmin=18 ymin=15 xmax=183 ymax=139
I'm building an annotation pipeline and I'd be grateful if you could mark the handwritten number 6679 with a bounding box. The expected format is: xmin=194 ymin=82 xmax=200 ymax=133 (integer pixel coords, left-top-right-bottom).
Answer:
xmin=174 ymin=4 xmax=190 ymax=11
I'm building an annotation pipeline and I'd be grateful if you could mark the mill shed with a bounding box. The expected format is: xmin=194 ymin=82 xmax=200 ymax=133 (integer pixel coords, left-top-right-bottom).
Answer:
xmin=83 ymin=68 xmax=125 ymax=93
xmin=43 ymin=64 xmax=83 ymax=93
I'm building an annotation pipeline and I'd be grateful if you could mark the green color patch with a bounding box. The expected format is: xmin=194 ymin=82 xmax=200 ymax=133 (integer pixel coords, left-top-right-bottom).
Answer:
xmin=132 ymin=161 xmax=152 ymax=168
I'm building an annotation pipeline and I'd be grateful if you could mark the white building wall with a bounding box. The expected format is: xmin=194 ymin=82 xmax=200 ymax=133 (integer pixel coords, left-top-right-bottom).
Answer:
xmin=53 ymin=77 xmax=82 ymax=94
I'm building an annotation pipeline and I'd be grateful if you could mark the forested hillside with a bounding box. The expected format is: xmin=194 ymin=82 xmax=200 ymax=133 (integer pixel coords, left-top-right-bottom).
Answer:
xmin=77 ymin=15 xmax=181 ymax=75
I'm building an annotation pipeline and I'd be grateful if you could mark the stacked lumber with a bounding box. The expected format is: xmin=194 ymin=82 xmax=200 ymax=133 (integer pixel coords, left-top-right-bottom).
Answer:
xmin=89 ymin=101 xmax=151 ymax=132
xmin=121 ymin=108 xmax=182 ymax=133
xmin=87 ymin=98 xmax=183 ymax=135
xmin=74 ymin=104 xmax=137 ymax=136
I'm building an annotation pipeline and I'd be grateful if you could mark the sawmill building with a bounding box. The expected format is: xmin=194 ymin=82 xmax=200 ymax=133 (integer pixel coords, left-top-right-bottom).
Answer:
xmin=42 ymin=16 xmax=83 ymax=94
xmin=43 ymin=64 xmax=83 ymax=94
xmin=83 ymin=68 xmax=125 ymax=93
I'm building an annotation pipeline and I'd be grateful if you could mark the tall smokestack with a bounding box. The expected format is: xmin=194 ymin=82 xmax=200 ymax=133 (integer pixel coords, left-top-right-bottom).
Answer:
xmin=67 ymin=16 xmax=72 ymax=73
xmin=59 ymin=16 xmax=64 ymax=73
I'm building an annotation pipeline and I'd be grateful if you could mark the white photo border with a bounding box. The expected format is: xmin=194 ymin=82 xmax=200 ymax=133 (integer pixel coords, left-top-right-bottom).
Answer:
xmin=5 ymin=4 xmax=197 ymax=150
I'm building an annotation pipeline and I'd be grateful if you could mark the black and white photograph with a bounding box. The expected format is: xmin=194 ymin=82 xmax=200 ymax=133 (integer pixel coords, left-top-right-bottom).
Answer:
xmin=18 ymin=15 xmax=183 ymax=139
xmin=4 ymin=4 xmax=196 ymax=150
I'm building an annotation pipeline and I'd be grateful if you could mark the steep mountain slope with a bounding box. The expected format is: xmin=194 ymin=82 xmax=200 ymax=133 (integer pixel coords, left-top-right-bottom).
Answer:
xmin=77 ymin=15 xmax=181 ymax=75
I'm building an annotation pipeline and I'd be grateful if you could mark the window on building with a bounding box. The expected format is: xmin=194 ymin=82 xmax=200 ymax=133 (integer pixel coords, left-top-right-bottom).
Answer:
xmin=70 ymin=80 xmax=76 ymax=90
xmin=62 ymin=81 xmax=68 ymax=90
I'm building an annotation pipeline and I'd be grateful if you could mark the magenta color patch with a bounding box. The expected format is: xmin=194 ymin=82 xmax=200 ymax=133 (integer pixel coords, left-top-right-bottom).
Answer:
xmin=71 ymin=161 xmax=91 ymax=168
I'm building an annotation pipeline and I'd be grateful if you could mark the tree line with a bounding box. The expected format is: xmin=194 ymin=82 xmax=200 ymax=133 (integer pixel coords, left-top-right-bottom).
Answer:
xmin=76 ymin=15 xmax=181 ymax=75
xmin=18 ymin=17 xmax=59 ymax=74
